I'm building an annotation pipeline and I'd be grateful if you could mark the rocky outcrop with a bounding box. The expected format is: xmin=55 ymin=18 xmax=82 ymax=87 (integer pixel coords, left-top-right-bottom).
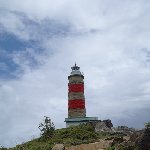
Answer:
xmin=88 ymin=119 xmax=113 ymax=132
xmin=113 ymin=126 xmax=136 ymax=136
xmin=65 ymin=139 xmax=113 ymax=150
xmin=95 ymin=121 xmax=112 ymax=132
xmin=52 ymin=144 xmax=65 ymax=150
xmin=52 ymin=123 xmax=150 ymax=150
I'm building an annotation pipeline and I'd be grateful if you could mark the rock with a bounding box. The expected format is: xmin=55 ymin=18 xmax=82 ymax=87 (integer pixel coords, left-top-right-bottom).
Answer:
xmin=114 ymin=126 xmax=136 ymax=136
xmin=52 ymin=144 xmax=65 ymax=150
xmin=130 ymin=129 xmax=144 ymax=142
xmin=112 ymin=136 xmax=124 ymax=145
xmin=103 ymin=119 xmax=113 ymax=128
xmin=95 ymin=122 xmax=111 ymax=132
xmin=94 ymin=120 xmax=113 ymax=132
xmin=123 ymin=136 xmax=130 ymax=141
xmin=65 ymin=140 xmax=113 ymax=150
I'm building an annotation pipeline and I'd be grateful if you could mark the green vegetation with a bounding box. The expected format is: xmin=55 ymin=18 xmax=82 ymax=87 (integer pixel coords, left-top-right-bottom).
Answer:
xmin=38 ymin=116 xmax=55 ymax=140
xmin=106 ymin=143 xmax=140 ymax=150
xmin=0 ymin=147 xmax=7 ymax=150
xmin=97 ymin=131 xmax=112 ymax=139
xmin=1 ymin=118 xmax=148 ymax=150
xmin=106 ymin=145 xmax=115 ymax=150
xmin=145 ymin=121 xmax=150 ymax=128
xmin=114 ymin=144 xmax=140 ymax=150
xmin=53 ymin=123 xmax=99 ymax=146
xmin=1 ymin=122 xmax=100 ymax=150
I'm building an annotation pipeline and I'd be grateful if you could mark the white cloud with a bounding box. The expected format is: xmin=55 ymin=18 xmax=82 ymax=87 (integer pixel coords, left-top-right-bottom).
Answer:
xmin=0 ymin=0 xmax=150 ymax=147
xmin=0 ymin=10 xmax=30 ymax=40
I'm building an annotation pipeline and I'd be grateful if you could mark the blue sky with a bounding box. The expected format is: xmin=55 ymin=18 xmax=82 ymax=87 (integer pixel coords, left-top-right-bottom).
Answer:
xmin=0 ymin=32 xmax=30 ymax=78
xmin=0 ymin=0 xmax=150 ymax=147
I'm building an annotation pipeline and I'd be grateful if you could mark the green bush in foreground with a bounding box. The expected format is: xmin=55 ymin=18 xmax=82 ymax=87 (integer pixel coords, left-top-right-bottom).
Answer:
xmin=145 ymin=121 xmax=150 ymax=128
xmin=38 ymin=116 xmax=55 ymax=140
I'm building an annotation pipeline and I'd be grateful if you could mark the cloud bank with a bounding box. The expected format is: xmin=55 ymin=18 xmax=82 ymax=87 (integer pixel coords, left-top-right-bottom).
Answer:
xmin=0 ymin=0 xmax=150 ymax=147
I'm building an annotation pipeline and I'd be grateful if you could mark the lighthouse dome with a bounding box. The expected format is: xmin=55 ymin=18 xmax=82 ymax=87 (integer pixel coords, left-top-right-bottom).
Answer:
xmin=70 ymin=63 xmax=83 ymax=75
xmin=68 ymin=63 xmax=84 ymax=79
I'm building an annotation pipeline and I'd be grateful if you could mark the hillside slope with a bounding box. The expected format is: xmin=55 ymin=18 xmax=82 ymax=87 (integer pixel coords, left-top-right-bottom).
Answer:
xmin=1 ymin=123 xmax=150 ymax=150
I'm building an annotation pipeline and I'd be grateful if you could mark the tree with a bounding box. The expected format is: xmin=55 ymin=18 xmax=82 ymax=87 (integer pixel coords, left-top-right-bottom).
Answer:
xmin=38 ymin=116 xmax=55 ymax=139
xmin=145 ymin=122 xmax=150 ymax=129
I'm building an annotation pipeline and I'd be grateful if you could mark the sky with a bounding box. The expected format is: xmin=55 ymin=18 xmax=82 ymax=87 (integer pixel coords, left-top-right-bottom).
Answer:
xmin=0 ymin=0 xmax=150 ymax=147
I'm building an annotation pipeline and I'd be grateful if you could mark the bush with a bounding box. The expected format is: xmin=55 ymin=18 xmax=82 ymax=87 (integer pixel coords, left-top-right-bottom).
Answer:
xmin=38 ymin=116 xmax=55 ymax=140
xmin=0 ymin=147 xmax=7 ymax=150
xmin=145 ymin=122 xmax=150 ymax=128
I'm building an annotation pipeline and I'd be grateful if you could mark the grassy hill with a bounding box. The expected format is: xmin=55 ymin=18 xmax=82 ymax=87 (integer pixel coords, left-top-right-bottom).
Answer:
xmin=0 ymin=123 xmax=142 ymax=150
xmin=0 ymin=123 xmax=112 ymax=150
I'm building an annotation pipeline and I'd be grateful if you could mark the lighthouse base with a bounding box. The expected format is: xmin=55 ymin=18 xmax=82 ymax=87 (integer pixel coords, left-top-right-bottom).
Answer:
xmin=65 ymin=117 xmax=98 ymax=128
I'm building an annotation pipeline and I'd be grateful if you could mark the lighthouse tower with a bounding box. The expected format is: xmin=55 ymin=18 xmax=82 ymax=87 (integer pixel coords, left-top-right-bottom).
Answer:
xmin=65 ymin=64 xmax=98 ymax=127
xmin=68 ymin=63 xmax=86 ymax=118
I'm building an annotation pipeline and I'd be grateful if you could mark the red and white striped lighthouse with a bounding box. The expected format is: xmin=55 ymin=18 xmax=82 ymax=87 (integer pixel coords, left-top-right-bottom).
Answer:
xmin=65 ymin=64 xmax=98 ymax=127
xmin=68 ymin=63 xmax=86 ymax=118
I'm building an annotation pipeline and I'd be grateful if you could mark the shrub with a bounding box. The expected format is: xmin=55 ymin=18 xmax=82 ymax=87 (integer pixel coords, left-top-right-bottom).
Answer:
xmin=145 ymin=122 xmax=150 ymax=129
xmin=0 ymin=147 xmax=7 ymax=150
xmin=38 ymin=116 xmax=55 ymax=140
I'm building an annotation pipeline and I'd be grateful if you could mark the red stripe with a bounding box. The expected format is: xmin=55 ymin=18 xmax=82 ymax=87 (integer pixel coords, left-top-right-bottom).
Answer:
xmin=68 ymin=84 xmax=84 ymax=92
xmin=68 ymin=99 xmax=85 ymax=109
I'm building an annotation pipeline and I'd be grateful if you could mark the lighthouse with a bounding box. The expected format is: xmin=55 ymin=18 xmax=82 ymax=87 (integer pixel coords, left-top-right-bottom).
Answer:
xmin=65 ymin=64 xmax=98 ymax=127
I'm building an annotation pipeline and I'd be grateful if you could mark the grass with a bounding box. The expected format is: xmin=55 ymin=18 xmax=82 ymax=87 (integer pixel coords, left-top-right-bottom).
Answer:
xmin=0 ymin=123 xmax=141 ymax=150
xmin=1 ymin=123 xmax=100 ymax=150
